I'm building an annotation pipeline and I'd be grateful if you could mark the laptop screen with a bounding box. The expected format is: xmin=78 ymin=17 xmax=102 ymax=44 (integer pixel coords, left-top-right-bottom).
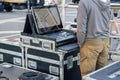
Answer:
xmin=32 ymin=5 xmax=63 ymax=34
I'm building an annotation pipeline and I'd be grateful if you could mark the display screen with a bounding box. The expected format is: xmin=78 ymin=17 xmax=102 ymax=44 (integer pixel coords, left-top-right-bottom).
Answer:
xmin=32 ymin=5 xmax=63 ymax=34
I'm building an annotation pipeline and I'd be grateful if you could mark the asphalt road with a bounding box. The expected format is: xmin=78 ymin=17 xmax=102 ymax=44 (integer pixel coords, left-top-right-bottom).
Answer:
xmin=0 ymin=9 xmax=28 ymax=38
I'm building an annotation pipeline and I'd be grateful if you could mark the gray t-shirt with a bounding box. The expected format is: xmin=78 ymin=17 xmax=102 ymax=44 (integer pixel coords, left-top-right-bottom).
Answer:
xmin=77 ymin=0 xmax=110 ymax=47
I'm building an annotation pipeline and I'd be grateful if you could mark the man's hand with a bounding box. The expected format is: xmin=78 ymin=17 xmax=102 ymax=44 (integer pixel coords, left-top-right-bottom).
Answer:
xmin=71 ymin=28 xmax=77 ymax=33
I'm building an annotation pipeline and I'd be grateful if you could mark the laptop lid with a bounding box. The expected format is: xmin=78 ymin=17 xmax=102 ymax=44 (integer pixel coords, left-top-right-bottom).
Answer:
xmin=31 ymin=5 xmax=63 ymax=34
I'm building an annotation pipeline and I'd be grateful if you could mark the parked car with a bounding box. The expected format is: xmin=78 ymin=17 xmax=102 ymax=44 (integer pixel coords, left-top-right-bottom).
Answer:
xmin=2 ymin=0 xmax=27 ymax=11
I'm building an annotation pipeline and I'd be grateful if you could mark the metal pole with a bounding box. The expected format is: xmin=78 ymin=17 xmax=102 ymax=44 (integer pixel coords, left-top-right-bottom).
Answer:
xmin=62 ymin=0 xmax=65 ymax=27
xmin=27 ymin=0 xmax=30 ymax=13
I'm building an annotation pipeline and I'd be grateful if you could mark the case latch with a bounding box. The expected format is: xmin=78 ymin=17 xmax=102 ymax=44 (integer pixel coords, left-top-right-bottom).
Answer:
xmin=67 ymin=56 xmax=73 ymax=69
xmin=77 ymin=53 xmax=80 ymax=66
xmin=28 ymin=60 xmax=37 ymax=69
xmin=13 ymin=57 xmax=22 ymax=66
xmin=49 ymin=65 xmax=59 ymax=75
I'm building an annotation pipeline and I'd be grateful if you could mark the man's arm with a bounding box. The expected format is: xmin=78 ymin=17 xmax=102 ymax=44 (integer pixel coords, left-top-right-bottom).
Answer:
xmin=77 ymin=1 xmax=88 ymax=47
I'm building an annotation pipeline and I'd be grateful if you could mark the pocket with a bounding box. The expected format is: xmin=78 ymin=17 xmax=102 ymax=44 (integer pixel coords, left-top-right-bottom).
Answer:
xmin=85 ymin=42 xmax=100 ymax=57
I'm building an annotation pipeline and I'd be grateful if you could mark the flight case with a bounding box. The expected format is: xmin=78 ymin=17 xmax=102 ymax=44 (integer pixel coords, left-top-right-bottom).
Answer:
xmin=0 ymin=62 xmax=59 ymax=80
xmin=20 ymin=5 xmax=81 ymax=80
xmin=0 ymin=34 xmax=24 ymax=66
xmin=20 ymin=5 xmax=77 ymax=51
xmin=84 ymin=60 xmax=120 ymax=80
xmin=24 ymin=42 xmax=81 ymax=80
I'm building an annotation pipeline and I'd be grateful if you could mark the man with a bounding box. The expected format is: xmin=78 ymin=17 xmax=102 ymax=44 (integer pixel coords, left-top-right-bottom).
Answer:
xmin=77 ymin=0 xmax=110 ymax=77
xmin=110 ymin=0 xmax=120 ymax=34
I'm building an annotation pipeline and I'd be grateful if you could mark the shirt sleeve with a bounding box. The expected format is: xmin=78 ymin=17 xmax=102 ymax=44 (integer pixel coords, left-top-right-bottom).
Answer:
xmin=77 ymin=1 xmax=88 ymax=47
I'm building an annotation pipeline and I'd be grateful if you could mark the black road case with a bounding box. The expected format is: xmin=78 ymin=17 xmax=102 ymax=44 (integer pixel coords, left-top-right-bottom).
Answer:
xmin=0 ymin=63 xmax=58 ymax=80
xmin=20 ymin=5 xmax=81 ymax=80
xmin=25 ymin=42 xmax=81 ymax=80
xmin=84 ymin=60 xmax=120 ymax=80
xmin=0 ymin=34 xmax=24 ymax=66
